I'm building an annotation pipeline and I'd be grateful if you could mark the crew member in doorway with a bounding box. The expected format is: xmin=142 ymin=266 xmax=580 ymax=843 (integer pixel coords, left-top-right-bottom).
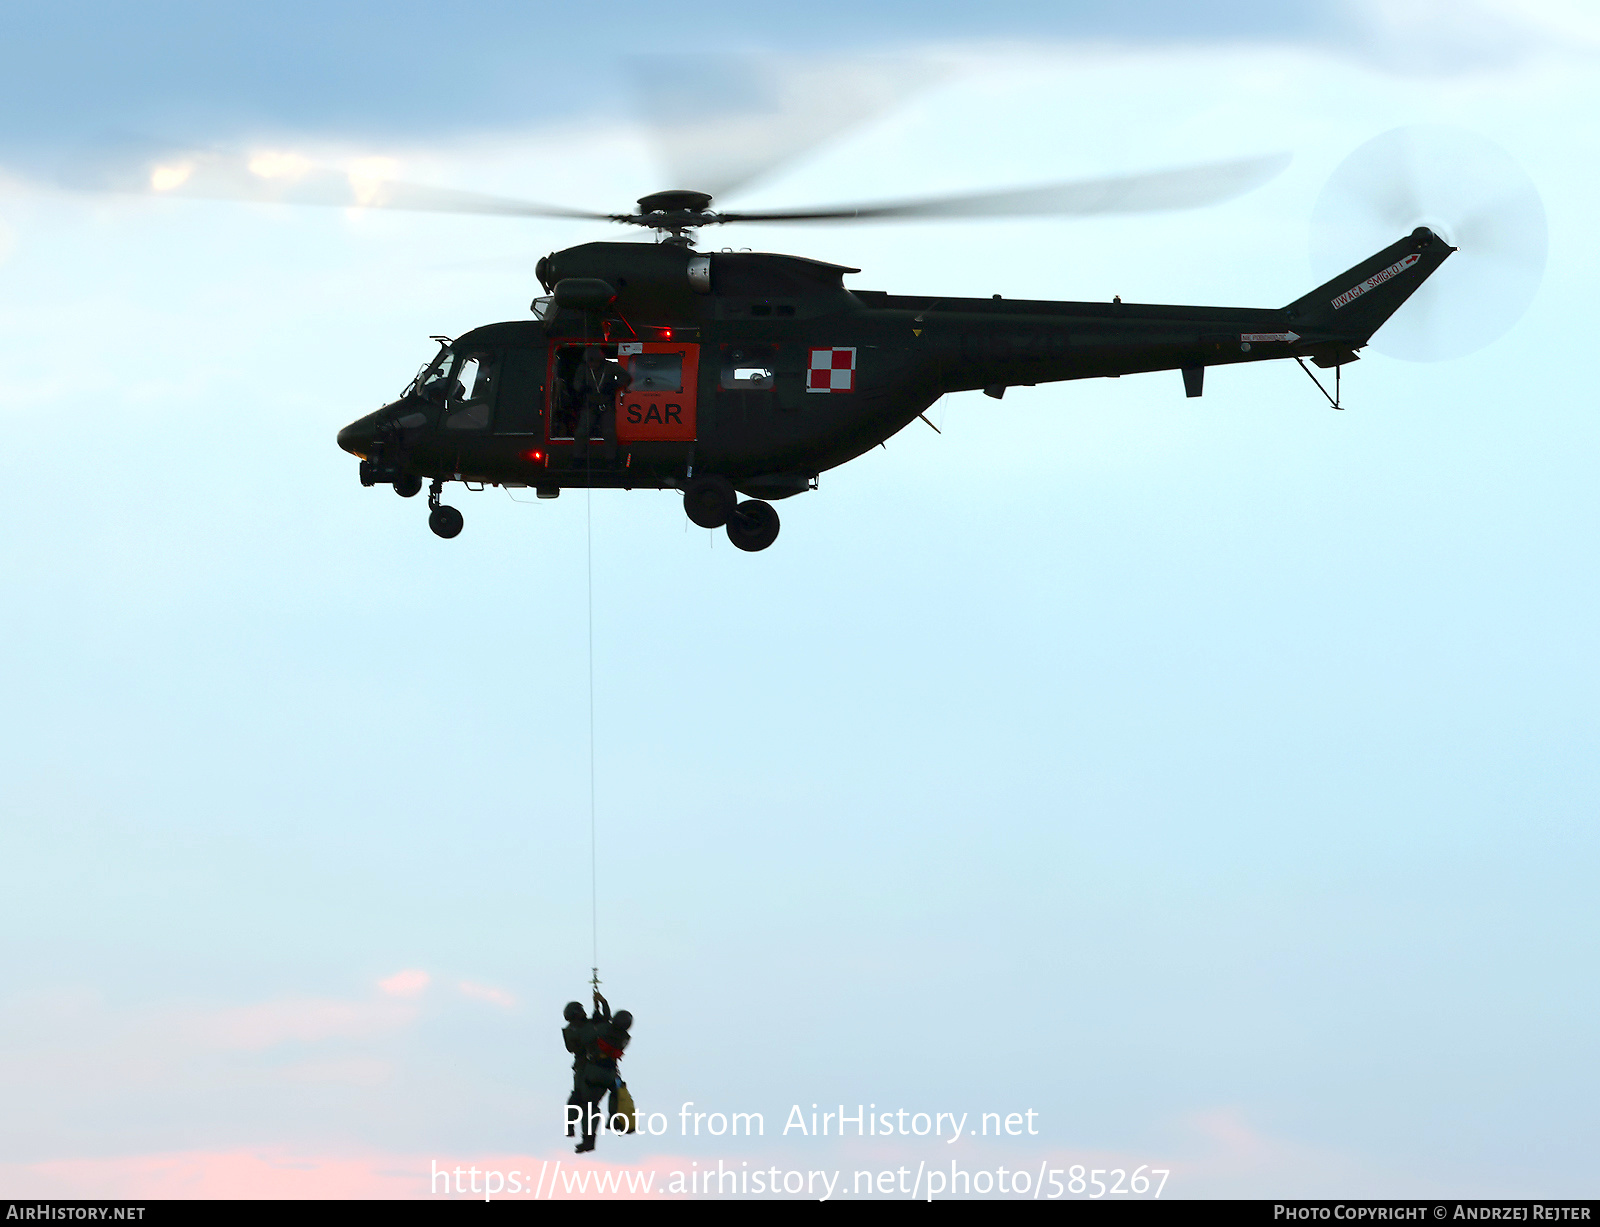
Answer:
xmin=569 ymin=346 xmax=630 ymax=462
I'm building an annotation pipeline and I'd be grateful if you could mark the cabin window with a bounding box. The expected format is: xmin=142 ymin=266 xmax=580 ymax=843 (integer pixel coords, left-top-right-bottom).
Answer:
xmin=626 ymin=352 xmax=682 ymax=393
xmin=719 ymin=344 xmax=777 ymax=390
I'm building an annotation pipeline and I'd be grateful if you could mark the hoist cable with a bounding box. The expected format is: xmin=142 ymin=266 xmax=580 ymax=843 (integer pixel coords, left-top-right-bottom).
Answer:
xmin=586 ymin=449 xmax=598 ymax=985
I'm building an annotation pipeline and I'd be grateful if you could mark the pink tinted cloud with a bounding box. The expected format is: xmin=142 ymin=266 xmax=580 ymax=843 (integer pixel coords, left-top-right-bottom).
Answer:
xmin=458 ymin=980 xmax=516 ymax=1008
xmin=378 ymin=969 xmax=430 ymax=998
xmin=176 ymin=997 xmax=417 ymax=1051
xmin=0 ymin=1149 xmax=690 ymax=1200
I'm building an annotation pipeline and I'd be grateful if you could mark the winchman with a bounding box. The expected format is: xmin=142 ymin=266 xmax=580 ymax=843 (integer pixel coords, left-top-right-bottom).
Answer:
xmin=562 ymin=999 xmax=602 ymax=1153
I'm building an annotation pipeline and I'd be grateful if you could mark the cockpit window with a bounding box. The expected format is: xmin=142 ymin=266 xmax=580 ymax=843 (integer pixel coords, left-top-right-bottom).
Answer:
xmin=406 ymin=343 xmax=450 ymax=399
xmin=418 ymin=351 xmax=461 ymax=404
xmin=412 ymin=348 xmax=498 ymax=408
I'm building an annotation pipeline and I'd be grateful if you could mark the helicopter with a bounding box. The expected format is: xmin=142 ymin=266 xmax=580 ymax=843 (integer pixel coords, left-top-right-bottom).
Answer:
xmin=332 ymin=180 xmax=1453 ymax=550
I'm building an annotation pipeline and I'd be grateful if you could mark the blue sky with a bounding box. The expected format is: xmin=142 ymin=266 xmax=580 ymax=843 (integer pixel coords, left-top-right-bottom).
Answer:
xmin=0 ymin=0 xmax=1596 ymax=1201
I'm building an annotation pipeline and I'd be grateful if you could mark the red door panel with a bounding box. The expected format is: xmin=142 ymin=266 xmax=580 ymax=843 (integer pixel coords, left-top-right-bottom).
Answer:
xmin=615 ymin=342 xmax=698 ymax=442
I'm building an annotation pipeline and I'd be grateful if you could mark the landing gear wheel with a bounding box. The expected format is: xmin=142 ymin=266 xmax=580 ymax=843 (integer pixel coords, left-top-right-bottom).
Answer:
xmin=725 ymin=499 xmax=780 ymax=552
xmin=683 ymin=475 xmax=737 ymax=529
xmin=428 ymin=505 xmax=464 ymax=539
xmin=393 ymin=474 xmax=422 ymax=498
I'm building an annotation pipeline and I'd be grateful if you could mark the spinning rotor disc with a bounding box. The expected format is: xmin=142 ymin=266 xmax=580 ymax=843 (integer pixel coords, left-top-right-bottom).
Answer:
xmin=1309 ymin=125 xmax=1547 ymax=362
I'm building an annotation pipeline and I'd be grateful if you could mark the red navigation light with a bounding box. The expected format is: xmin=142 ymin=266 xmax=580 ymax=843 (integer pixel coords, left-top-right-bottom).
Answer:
xmin=660 ymin=327 xmax=672 ymax=339
xmin=526 ymin=449 xmax=545 ymax=462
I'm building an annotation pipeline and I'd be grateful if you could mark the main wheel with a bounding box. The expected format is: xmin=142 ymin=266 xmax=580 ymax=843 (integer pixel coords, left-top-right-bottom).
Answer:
xmin=428 ymin=505 xmax=464 ymax=539
xmin=683 ymin=474 xmax=737 ymax=529
xmin=394 ymin=474 xmax=423 ymax=498
xmin=725 ymin=499 xmax=780 ymax=552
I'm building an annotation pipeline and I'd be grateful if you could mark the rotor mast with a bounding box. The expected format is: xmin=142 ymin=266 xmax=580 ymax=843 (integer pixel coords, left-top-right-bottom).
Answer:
xmin=622 ymin=190 xmax=718 ymax=247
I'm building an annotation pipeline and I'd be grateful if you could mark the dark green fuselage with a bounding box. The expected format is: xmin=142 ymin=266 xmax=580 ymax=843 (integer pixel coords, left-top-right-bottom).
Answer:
xmin=336 ymin=229 xmax=1452 ymax=499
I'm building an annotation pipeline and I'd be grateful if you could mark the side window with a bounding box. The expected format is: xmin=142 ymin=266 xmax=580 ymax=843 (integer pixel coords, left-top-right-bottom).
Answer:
xmin=628 ymin=353 xmax=682 ymax=392
xmin=445 ymin=351 xmax=499 ymax=429
xmin=720 ymin=344 xmax=776 ymax=390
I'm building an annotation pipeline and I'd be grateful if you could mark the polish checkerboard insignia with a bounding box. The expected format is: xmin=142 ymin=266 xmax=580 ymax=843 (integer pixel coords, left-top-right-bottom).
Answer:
xmin=807 ymin=347 xmax=856 ymax=393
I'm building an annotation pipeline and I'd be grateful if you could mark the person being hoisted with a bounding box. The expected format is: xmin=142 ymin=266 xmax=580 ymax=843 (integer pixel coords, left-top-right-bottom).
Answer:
xmin=588 ymin=991 xmax=633 ymax=1130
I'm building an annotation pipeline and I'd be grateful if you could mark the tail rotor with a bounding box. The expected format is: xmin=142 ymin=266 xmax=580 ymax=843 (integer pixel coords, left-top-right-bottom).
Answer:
xmin=1309 ymin=125 xmax=1547 ymax=362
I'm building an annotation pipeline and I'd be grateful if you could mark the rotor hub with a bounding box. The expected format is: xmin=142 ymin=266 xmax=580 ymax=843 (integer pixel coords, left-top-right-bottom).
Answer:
xmin=636 ymin=190 xmax=713 ymax=215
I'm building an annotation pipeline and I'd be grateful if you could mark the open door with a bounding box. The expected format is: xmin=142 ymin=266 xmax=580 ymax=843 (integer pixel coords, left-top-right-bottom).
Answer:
xmin=544 ymin=341 xmax=699 ymax=447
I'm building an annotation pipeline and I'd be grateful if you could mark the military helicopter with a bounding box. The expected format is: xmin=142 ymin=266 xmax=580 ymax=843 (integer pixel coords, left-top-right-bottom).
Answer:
xmin=70 ymin=119 xmax=1541 ymax=552
xmin=330 ymin=172 xmax=1452 ymax=550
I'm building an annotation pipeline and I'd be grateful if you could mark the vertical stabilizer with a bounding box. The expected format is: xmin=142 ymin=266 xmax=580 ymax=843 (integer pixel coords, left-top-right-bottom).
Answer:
xmin=1286 ymin=227 xmax=1454 ymax=343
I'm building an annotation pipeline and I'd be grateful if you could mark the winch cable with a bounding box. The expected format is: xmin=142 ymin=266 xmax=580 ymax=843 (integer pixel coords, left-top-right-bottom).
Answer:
xmin=586 ymin=448 xmax=599 ymax=994
xmin=576 ymin=318 xmax=601 ymax=997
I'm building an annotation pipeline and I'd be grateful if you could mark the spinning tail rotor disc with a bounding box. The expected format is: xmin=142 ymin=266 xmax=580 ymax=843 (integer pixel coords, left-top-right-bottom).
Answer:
xmin=1310 ymin=125 xmax=1547 ymax=362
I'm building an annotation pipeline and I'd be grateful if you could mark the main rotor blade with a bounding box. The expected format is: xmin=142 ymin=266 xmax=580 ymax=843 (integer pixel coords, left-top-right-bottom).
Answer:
xmin=627 ymin=53 xmax=946 ymax=201
xmin=712 ymin=153 xmax=1290 ymax=224
xmin=61 ymin=141 xmax=615 ymax=221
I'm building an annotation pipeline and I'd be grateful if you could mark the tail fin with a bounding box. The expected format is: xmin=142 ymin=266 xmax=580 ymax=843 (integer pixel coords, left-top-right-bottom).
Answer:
xmin=1286 ymin=227 xmax=1454 ymax=346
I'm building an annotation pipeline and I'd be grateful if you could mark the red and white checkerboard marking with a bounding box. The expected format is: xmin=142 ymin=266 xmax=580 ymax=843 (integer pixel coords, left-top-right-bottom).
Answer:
xmin=807 ymin=347 xmax=856 ymax=393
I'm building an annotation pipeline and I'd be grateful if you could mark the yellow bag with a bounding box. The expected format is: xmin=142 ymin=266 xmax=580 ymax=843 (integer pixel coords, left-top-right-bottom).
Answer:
xmin=615 ymin=1082 xmax=638 ymax=1134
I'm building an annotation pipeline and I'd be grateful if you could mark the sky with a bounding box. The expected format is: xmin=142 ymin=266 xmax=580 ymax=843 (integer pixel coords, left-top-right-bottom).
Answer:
xmin=1 ymin=0 xmax=1597 ymax=1202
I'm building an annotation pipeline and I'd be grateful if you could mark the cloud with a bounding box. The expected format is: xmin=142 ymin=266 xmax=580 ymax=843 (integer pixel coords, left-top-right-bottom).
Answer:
xmin=176 ymin=997 xmax=416 ymax=1051
xmin=0 ymin=1148 xmax=692 ymax=1200
xmin=277 ymin=1057 xmax=394 ymax=1087
xmin=377 ymin=969 xmax=430 ymax=998
xmin=1160 ymin=1106 xmax=1396 ymax=1197
xmin=1475 ymin=0 xmax=1600 ymax=47
xmin=1 ymin=1148 xmax=419 ymax=1200
xmin=458 ymin=981 xmax=516 ymax=1009
xmin=1343 ymin=0 xmax=1600 ymax=72
xmin=0 ymin=2 xmax=1352 ymax=172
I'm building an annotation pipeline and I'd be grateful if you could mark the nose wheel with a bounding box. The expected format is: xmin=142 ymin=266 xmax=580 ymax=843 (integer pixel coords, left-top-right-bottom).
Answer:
xmin=427 ymin=479 xmax=463 ymax=539
xmin=429 ymin=505 xmax=464 ymax=538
